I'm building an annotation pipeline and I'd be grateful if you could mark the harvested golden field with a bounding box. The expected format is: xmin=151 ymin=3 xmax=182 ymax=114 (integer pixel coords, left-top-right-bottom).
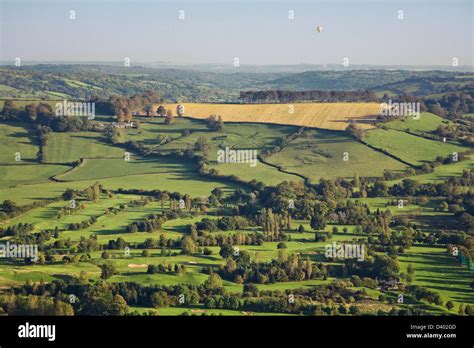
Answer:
xmin=161 ymin=102 xmax=380 ymax=130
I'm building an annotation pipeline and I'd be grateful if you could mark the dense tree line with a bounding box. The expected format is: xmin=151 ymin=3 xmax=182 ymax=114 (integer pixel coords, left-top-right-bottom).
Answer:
xmin=239 ymin=90 xmax=378 ymax=103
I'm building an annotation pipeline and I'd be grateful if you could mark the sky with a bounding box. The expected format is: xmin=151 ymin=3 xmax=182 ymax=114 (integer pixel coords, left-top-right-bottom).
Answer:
xmin=0 ymin=0 xmax=472 ymax=66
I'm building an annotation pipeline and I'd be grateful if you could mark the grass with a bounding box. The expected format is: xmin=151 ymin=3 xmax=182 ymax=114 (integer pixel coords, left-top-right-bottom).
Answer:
xmin=160 ymin=102 xmax=380 ymax=131
xmin=44 ymin=132 xmax=124 ymax=163
xmin=0 ymin=164 xmax=243 ymax=205
xmin=386 ymin=156 xmax=474 ymax=185
xmin=209 ymin=161 xmax=301 ymax=185
xmin=383 ymin=112 xmax=446 ymax=135
xmin=122 ymin=117 xmax=208 ymax=146
xmin=265 ymin=128 xmax=407 ymax=182
xmin=363 ymin=128 xmax=466 ymax=166
xmin=157 ymin=121 xmax=303 ymax=185
xmin=0 ymin=122 xmax=39 ymax=164
xmin=398 ymin=245 xmax=474 ymax=307
xmin=0 ymin=164 xmax=70 ymax=188
xmin=129 ymin=305 xmax=293 ymax=316
xmin=55 ymin=157 xmax=196 ymax=182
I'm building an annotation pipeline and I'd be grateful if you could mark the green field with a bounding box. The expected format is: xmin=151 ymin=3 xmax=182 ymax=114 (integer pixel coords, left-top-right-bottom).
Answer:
xmin=0 ymin=164 xmax=70 ymax=188
xmin=0 ymin=99 xmax=472 ymax=317
xmin=265 ymin=129 xmax=407 ymax=182
xmin=56 ymin=157 xmax=196 ymax=181
xmin=44 ymin=131 xmax=125 ymax=163
xmin=398 ymin=246 xmax=473 ymax=308
xmin=0 ymin=122 xmax=39 ymax=164
xmin=157 ymin=120 xmax=303 ymax=185
xmin=363 ymin=128 xmax=466 ymax=166
xmin=386 ymin=156 xmax=474 ymax=185
xmin=384 ymin=112 xmax=446 ymax=134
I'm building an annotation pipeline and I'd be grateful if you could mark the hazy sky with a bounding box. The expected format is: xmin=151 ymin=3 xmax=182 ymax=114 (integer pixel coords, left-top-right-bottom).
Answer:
xmin=0 ymin=0 xmax=472 ymax=66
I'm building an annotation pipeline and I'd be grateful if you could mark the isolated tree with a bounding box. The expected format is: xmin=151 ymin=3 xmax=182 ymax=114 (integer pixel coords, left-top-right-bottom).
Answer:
xmin=346 ymin=123 xmax=365 ymax=140
xmin=99 ymin=262 xmax=118 ymax=281
xmin=206 ymin=114 xmax=224 ymax=131
xmin=446 ymin=301 xmax=454 ymax=311
xmin=144 ymin=104 xmax=154 ymax=118
xmin=176 ymin=104 xmax=185 ymax=116
xmin=157 ymin=105 xmax=166 ymax=117
xmin=465 ymin=305 xmax=474 ymax=316
xmin=164 ymin=109 xmax=174 ymax=125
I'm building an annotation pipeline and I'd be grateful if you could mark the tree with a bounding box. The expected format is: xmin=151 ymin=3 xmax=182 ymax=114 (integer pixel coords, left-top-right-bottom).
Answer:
xmin=99 ymin=262 xmax=118 ymax=281
xmin=164 ymin=109 xmax=174 ymax=125
xmin=446 ymin=301 xmax=454 ymax=311
xmin=305 ymin=257 xmax=312 ymax=279
xmin=157 ymin=105 xmax=166 ymax=117
xmin=144 ymin=104 xmax=154 ymax=117
xmin=310 ymin=214 xmax=326 ymax=231
xmin=194 ymin=136 xmax=210 ymax=156
xmin=277 ymin=248 xmax=288 ymax=263
xmin=92 ymin=182 xmax=101 ymax=203
xmin=206 ymin=115 xmax=224 ymax=131
xmin=219 ymin=244 xmax=234 ymax=259
xmin=151 ymin=291 xmax=170 ymax=308
xmin=180 ymin=236 xmax=196 ymax=255
xmin=176 ymin=104 xmax=185 ymax=116
xmin=110 ymin=295 xmax=129 ymax=315
xmin=465 ymin=305 xmax=474 ymax=316
xmin=157 ymin=133 xmax=169 ymax=145
xmin=78 ymin=283 xmax=116 ymax=315
xmin=205 ymin=272 xmax=223 ymax=290
xmin=346 ymin=123 xmax=365 ymax=140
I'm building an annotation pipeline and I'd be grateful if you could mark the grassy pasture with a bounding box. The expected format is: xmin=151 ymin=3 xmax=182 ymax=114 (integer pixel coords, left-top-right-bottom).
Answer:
xmin=363 ymin=128 xmax=466 ymax=166
xmin=0 ymin=164 xmax=70 ymax=188
xmin=157 ymin=121 xmax=303 ymax=185
xmin=0 ymin=167 xmax=243 ymax=205
xmin=44 ymin=131 xmax=124 ymax=163
xmin=161 ymin=102 xmax=380 ymax=131
xmin=398 ymin=245 xmax=474 ymax=307
xmin=0 ymin=122 xmax=39 ymax=164
xmin=55 ymin=157 xmax=193 ymax=182
xmin=265 ymin=129 xmax=407 ymax=182
xmin=383 ymin=112 xmax=446 ymax=135
xmin=386 ymin=156 xmax=474 ymax=185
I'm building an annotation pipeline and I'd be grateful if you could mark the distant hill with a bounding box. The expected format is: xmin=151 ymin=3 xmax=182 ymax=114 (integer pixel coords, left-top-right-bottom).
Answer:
xmin=0 ymin=64 xmax=472 ymax=101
